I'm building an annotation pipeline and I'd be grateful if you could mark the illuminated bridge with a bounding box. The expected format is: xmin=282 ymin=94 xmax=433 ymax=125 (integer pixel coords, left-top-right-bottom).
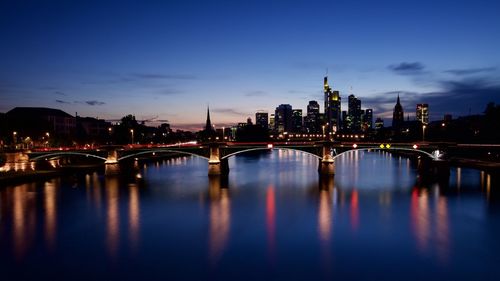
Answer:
xmin=27 ymin=141 xmax=451 ymax=176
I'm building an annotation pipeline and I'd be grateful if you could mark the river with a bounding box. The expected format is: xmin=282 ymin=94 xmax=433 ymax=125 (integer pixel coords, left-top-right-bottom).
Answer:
xmin=0 ymin=150 xmax=499 ymax=280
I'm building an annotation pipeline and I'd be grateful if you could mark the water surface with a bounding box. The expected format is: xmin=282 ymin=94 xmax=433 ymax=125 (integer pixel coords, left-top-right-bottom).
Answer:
xmin=0 ymin=150 xmax=499 ymax=280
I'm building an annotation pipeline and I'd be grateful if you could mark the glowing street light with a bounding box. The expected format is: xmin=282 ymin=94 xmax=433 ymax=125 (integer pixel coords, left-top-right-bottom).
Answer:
xmin=130 ymin=129 xmax=134 ymax=144
xmin=12 ymin=131 xmax=17 ymax=147
xmin=422 ymin=125 xmax=426 ymax=142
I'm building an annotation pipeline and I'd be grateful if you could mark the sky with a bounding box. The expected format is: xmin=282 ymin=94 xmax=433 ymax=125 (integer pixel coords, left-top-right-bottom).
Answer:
xmin=1 ymin=0 xmax=499 ymax=130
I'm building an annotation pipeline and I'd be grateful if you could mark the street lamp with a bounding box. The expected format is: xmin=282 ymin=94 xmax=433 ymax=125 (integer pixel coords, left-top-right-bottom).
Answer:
xmin=322 ymin=125 xmax=325 ymax=139
xmin=422 ymin=124 xmax=426 ymax=142
xmin=222 ymin=126 xmax=226 ymax=140
xmin=12 ymin=131 xmax=17 ymax=147
xmin=45 ymin=132 xmax=50 ymax=147
xmin=130 ymin=129 xmax=134 ymax=144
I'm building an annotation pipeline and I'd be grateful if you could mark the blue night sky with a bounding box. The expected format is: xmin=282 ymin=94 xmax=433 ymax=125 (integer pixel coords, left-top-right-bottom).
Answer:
xmin=1 ymin=0 xmax=499 ymax=130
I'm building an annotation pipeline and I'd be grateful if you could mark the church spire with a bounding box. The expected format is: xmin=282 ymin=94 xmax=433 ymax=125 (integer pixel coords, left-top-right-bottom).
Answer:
xmin=396 ymin=93 xmax=401 ymax=105
xmin=205 ymin=106 xmax=213 ymax=131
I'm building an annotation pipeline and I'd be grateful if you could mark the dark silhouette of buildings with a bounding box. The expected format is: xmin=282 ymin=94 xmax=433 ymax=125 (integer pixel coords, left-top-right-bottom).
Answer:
xmin=274 ymin=104 xmax=292 ymax=133
xmin=347 ymin=94 xmax=362 ymax=131
xmin=392 ymin=94 xmax=404 ymax=129
xmin=305 ymin=100 xmax=320 ymax=133
xmin=199 ymin=106 xmax=216 ymax=141
xmin=292 ymin=109 xmax=303 ymax=133
xmin=255 ymin=111 xmax=268 ymax=129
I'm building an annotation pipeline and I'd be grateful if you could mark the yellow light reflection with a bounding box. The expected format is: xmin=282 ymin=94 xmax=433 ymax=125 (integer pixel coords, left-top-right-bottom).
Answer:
xmin=411 ymin=189 xmax=430 ymax=253
xmin=12 ymin=184 xmax=37 ymax=260
xmin=129 ymin=184 xmax=140 ymax=251
xmin=208 ymin=178 xmax=230 ymax=266
xmin=318 ymin=189 xmax=332 ymax=243
xmin=436 ymin=196 xmax=449 ymax=264
xmin=44 ymin=180 xmax=58 ymax=251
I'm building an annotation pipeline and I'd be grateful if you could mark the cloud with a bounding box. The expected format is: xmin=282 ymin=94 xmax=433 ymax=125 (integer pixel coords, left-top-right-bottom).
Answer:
xmin=212 ymin=108 xmax=248 ymax=116
xmin=85 ymin=100 xmax=106 ymax=106
xmin=388 ymin=62 xmax=425 ymax=75
xmin=244 ymin=90 xmax=267 ymax=97
xmin=132 ymin=73 xmax=197 ymax=80
xmin=444 ymin=67 xmax=497 ymax=76
xmin=157 ymin=88 xmax=184 ymax=96
xmin=54 ymin=91 xmax=66 ymax=96
xmin=362 ymin=76 xmax=500 ymax=121
xmin=55 ymin=99 xmax=70 ymax=104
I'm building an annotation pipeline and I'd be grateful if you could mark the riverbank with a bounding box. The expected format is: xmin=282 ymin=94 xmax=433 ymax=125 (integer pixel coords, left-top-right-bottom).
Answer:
xmin=0 ymin=169 xmax=64 ymax=186
xmin=449 ymin=158 xmax=500 ymax=173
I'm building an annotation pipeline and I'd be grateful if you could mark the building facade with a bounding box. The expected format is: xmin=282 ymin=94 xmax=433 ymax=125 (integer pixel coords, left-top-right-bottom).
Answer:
xmin=416 ymin=103 xmax=429 ymax=124
xmin=324 ymin=76 xmax=341 ymax=133
xmin=274 ymin=104 xmax=293 ymax=133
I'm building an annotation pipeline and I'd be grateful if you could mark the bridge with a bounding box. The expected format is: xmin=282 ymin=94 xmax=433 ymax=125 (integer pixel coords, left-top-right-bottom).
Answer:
xmin=26 ymin=141 xmax=449 ymax=176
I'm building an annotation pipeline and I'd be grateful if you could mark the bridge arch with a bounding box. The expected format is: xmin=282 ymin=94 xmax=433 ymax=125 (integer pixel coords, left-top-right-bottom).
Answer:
xmin=332 ymin=147 xmax=438 ymax=161
xmin=117 ymin=149 xmax=209 ymax=161
xmin=221 ymin=147 xmax=322 ymax=160
xmin=30 ymin=152 xmax=108 ymax=162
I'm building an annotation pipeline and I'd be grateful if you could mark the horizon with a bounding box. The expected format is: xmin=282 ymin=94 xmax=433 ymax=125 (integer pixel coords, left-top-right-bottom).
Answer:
xmin=1 ymin=0 xmax=499 ymax=130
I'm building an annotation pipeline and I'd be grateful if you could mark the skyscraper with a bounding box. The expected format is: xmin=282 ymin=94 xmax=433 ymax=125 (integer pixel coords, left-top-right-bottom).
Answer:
xmin=392 ymin=94 xmax=404 ymax=128
xmin=324 ymin=76 xmax=341 ymax=133
xmin=291 ymin=109 xmax=303 ymax=133
xmin=348 ymin=94 xmax=361 ymax=131
xmin=274 ymin=104 xmax=292 ymax=133
xmin=305 ymin=100 xmax=320 ymax=133
xmin=363 ymin=108 xmax=373 ymax=131
xmin=416 ymin=104 xmax=429 ymax=124
xmin=255 ymin=111 xmax=269 ymax=129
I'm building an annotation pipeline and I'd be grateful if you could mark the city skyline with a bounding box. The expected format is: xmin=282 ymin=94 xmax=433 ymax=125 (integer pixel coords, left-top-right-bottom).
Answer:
xmin=1 ymin=0 xmax=499 ymax=130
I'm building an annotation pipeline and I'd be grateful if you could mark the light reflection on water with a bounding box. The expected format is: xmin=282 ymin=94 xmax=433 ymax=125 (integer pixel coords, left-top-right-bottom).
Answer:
xmin=0 ymin=150 xmax=499 ymax=280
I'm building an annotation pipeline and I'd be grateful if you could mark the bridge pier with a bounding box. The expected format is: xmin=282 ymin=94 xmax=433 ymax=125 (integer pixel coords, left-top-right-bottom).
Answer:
xmin=105 ymin=163 xmax=120 ymax=176
xmin=208 ymin=143 xmax=229 ymax=176
xmin=105 ymin=149 xmax=118 ymax=164
xmin=318 ymin=141 xmax=335 ymax=175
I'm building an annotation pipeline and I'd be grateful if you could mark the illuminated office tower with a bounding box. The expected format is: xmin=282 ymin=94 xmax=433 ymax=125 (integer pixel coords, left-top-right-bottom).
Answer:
xmin=416 ymin=104 xmax=429 ymax=124
xmin=323 ymin=76 xmax=341 ymax=133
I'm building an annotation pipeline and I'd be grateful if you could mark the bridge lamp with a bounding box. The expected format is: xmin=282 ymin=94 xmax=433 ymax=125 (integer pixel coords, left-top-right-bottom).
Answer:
xmin=413 ymin=144 xmax=418 ymax=149
xmin=267 ymin=143 xmax=273 ymax=149
xmin=352 ymin=144 xmax=358 ymax=149
xmin=379 ymin=144 xmax=385 ymax=149
xmin=385 ymin=144 xmax=391 ymax=149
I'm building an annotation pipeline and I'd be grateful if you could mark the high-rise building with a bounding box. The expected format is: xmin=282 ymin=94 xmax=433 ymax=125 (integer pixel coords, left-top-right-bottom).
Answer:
xmin=341 ymin=110 xmax=348 ymax=130
xmin=255 ymin=111 xmax=268 ymax=129
xmin=274 ymin=104 xmax=292 ymax=133
xmin=416 ymin=104 xmax=429 ymax=124
xmin=348 ymin=94 xmax=362 ymax=131
xmin=324 ymin=76 xmax=341 ymax=133
xmin=269 ymin=114 xmax=275 ymax=131
xmin=305 ymin=100 xmax=320 ymax=133
xmin=363 ymin=108 xmax=373 ymax=131
xmin=392 ymin=94 xmax=404 ymax=128
xmin=291 ymin=109 xmax=303 ymax=133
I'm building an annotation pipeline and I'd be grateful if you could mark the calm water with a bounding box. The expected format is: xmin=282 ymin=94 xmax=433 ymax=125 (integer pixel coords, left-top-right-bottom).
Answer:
xmin=0 ymin=150 xmax=499 ymax=281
